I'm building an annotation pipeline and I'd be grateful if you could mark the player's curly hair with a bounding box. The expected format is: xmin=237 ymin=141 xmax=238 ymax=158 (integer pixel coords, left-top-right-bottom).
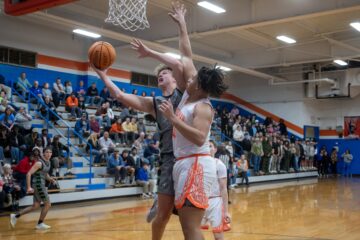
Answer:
xmin=197 ymin=65 xmax=228 ymax=98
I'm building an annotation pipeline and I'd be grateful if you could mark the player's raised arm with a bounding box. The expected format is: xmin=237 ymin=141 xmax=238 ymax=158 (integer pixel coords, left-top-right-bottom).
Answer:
xmin=130 ymin=39 xmax=186 ymax=92
xmin=169 ymin=2 xmax=197 ymax=87
xmin=92 ymin=65 xmax=155 ymax=116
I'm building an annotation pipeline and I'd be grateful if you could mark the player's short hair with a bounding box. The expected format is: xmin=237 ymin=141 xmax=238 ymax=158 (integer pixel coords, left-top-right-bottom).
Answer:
xmin=154 ymin=64 xmax=172 ymax=77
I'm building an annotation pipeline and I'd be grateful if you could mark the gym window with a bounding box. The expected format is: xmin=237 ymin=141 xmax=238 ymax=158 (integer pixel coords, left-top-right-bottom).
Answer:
xmin=0 ymin=46 xmax=37 ymax=67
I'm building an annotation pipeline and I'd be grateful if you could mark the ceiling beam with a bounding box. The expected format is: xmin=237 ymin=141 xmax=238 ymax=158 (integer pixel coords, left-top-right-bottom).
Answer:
xmin=22 ymin=11 xmax=284 ymax=81
xmin=155 ymin=5 xmax=360 ymax=42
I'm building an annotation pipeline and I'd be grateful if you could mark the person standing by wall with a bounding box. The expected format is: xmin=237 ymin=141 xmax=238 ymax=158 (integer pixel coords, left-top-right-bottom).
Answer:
xmin=341 ymin=149 xmax=353 ymax=178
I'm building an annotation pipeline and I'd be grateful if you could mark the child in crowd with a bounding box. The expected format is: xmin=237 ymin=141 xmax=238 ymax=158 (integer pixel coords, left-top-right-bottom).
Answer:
xmin=136 ymin=160 xmax=154 ymax=199
xmin=237 ymin=154 xmax=249 ymax=185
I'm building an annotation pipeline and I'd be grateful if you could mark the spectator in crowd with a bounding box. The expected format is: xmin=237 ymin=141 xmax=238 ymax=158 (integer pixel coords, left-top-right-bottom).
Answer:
xmin=233 ymin=124 xmax=244 ymax=156
xmin=65 ymin=92 xmax=81 ymax=119
xmin=251 ymin=137 xmax=264 ymax=175
xmin=122 ymin=149 xmax=136 ymax=184
xmin=52 ymin=78 xmax=66 ymax=108
xmin=281 ymin=141 xmax=291 ymax=173
xmin=0 ymin=74 xmax=11 ymax=99
xmin=24 ymin=129 xmax=39 ymax=155
xmin=130 ymin=117 xmax=139 ymax=140
xmin=64 ymin=81 xmax=73 ymax=99
xmin=230 ymin=106 xmax=239 ymax=119
xmin=86 ymin=133 xmax=104 ymax=164
xmin=34 ymin=139 xmax=45 ymax=159
xmin=95 ymin=102 xmax=109 ymax=128
xmin=319 ymin=149 xmax=330 ymax=178
xmin=136 ymin=160 xmax=154 ymax=198
xmin=0 ymin=126 xmax=10 ymax=162
xmin=330 ymin=148 xmax=338 ymax=176
xmin=39 ymin=96 xmax=58 ymax=124
xmin=133 ymin=132 xmax=146 ymax=158
xmin=0 ymin=99 xmax=10 ymax=113
xmin=15 ymin=72 xmax=31 ymax=98
xmin=279 ymin=118 xmax=288 ymax=136
xmin=150 ymin=91 xmax=155 ymax=97
xmin=293 ymin=139 xmax=301 ymax=172
xmin=341 ymin=149 xmax=353 ymax=178
xmin=110 ymin=118 xmax=125 ymax=146
xmin=51 ymin=135 xmax=74 ymax=177
xmin=2 ymin=164 xmax=21 ymax=210
xmin=86 ymin=82 xmax=101 ymax=106
xmin=100 ymin=86 xmax=115 ymax=106
xmin=143 ymin=140 xmax=160 ymax=169
xmin=269 ymin=137 xmax=279 ymax=174
xmin=0 ymin=90 xmax=7 ymax=103
xmin=261 ymin=136 xmax=272 ymax=175
xmin=29 ymin=81 xmax=43 ymax=104
xmin=242 ymin=132 xmax=252 ymax=160
xmin=75 ymin=80 xmax=86 ymax=97
xmin=75 ymin=113 xmax=90 ymax=144
xmin=137 ymin=118 xmax=146 ymax=135
xmin=40 ymin=129 xmax=51 ymax=148
xmin=122 ymin=117 xmax=134 ymax=145
xmin=14 ymin=107 xmax=32 ymax=135
xmin=131 ymin=89 xmax=138 ymax=95
xmin=13 ymin=151 xmax=38 ymax=197
xmin=141 ymin=91 xmax=147 ymax=97
xmin=106 ymin=102 xmax=115 ymax=127
xmin=119 ymin=107 xmax=130 ymax=120
xmin=42 ymin=83 xmax=52 ymax=101
xmin=9 ymin=126 xmax=26 ymax=164
xmin=99 ymin=131 xmax=115 ymax=160
xmin=107 ymin=148 xmax=126 ymax=184
xmin=0 ymin=107 xmax=15 ymax=133
xmin=237 ymin=154 xmax=249 ymax=185
xmin=0 ymin=176 xmax=5 ymax=211
xmin=89 ymin=115 xmax=100 ymax=134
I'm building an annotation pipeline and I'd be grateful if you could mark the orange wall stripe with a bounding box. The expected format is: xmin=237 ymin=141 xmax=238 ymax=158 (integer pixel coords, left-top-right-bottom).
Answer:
xmin=38 ymin=54 xmax=88 ymax=71
xmin=319 ymin=130 xmax=338 ymax=136
xmin=38 ymin=54 xmax=131 ymax=80
xmin=221 ymin=92 xmax=304 ymax=135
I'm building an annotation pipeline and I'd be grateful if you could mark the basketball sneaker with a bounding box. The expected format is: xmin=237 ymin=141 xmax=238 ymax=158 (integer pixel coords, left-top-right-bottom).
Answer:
xmin=36 ymin=223 xmax=51 ymax=230
xmin=10 ymin=214 xmax=17 ymax=228
xmin=146 ymin=194 xmax=158 ymax=223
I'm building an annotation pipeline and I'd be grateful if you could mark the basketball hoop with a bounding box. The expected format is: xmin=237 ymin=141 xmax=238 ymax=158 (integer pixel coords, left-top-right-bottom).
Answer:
xmin=105 ymin=0 xmax=150 ymax=32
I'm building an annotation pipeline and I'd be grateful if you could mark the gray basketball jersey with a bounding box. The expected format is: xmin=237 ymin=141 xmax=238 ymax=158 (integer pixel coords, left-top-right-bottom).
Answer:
xmin=153 ymin=88 xmax=183 ymax=155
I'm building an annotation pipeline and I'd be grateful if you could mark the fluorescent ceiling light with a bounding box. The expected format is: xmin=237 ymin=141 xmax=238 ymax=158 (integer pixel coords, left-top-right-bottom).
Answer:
xmin=165 ymin=52 xmax=181 ymax=59
xmin=73 ymin=29 xmax=101 ymax=38
xmin=333 ymin=59 xmax=348 ymax=66
xmin=350 ymin=22 xmax=360 ymax=32
xmin=197 ymin=1 xmax=226 ymax=14
xmin=219 ymin=66 xmax=232 ymax=71
xmin=276 ymin=35 xmax=296 ymax=44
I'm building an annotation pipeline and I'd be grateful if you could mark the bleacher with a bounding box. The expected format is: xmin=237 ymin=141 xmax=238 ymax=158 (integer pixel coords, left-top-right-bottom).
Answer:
xmin=7 ymin=94 xmax=156 ymax=207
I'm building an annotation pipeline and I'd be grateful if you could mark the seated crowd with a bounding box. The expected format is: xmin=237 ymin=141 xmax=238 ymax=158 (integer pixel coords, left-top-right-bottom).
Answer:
xmin=213 ymin=106 xmax=353 ymax=187
xmin=0 ymin=72 xmax=161 ymax=210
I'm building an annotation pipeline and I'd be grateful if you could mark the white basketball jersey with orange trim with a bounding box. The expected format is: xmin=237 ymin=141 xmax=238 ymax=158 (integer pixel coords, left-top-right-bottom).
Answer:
xmin=210 ymin=158 xmax=227 ymax=197
xmin=173 ymin=91 xmax=212 ymax=158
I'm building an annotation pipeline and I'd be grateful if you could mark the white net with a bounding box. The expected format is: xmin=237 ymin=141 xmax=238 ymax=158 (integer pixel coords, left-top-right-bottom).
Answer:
xmin=105 ymin=0 xmax=150 ymax=32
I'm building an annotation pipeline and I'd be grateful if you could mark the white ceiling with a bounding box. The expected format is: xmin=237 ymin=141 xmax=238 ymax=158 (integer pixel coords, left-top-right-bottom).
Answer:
xmin=3 ymin=0 xmax=360 ymax=80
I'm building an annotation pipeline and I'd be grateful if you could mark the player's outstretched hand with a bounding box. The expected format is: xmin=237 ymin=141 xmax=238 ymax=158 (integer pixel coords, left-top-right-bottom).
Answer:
xmin=90 ymin=63 xmax=108 ymax=78
xmin=130 ymin=39 xmax=151 ymax=58
xmin=169 ymin=1 xmax=186 ymax=25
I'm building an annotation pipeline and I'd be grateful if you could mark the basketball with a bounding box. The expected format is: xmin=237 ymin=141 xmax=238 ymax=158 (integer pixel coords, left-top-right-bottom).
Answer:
xmin=88 ymin=41 xmax=116 ymax=70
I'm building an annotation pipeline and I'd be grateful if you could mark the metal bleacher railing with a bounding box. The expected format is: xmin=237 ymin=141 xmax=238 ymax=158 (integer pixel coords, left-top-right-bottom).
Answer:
xmin=10 ymin=83 xmax=95 ymax=185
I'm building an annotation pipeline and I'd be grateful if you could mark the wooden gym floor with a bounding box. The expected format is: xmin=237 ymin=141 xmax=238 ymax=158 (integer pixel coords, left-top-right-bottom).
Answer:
xmin=1 ymin=178 xmax=359 ymax=240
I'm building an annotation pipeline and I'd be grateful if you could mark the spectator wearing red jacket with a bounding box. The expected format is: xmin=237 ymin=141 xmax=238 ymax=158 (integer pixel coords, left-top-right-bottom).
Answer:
xmin=13 ymin=153 xmax=38 ymax=196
